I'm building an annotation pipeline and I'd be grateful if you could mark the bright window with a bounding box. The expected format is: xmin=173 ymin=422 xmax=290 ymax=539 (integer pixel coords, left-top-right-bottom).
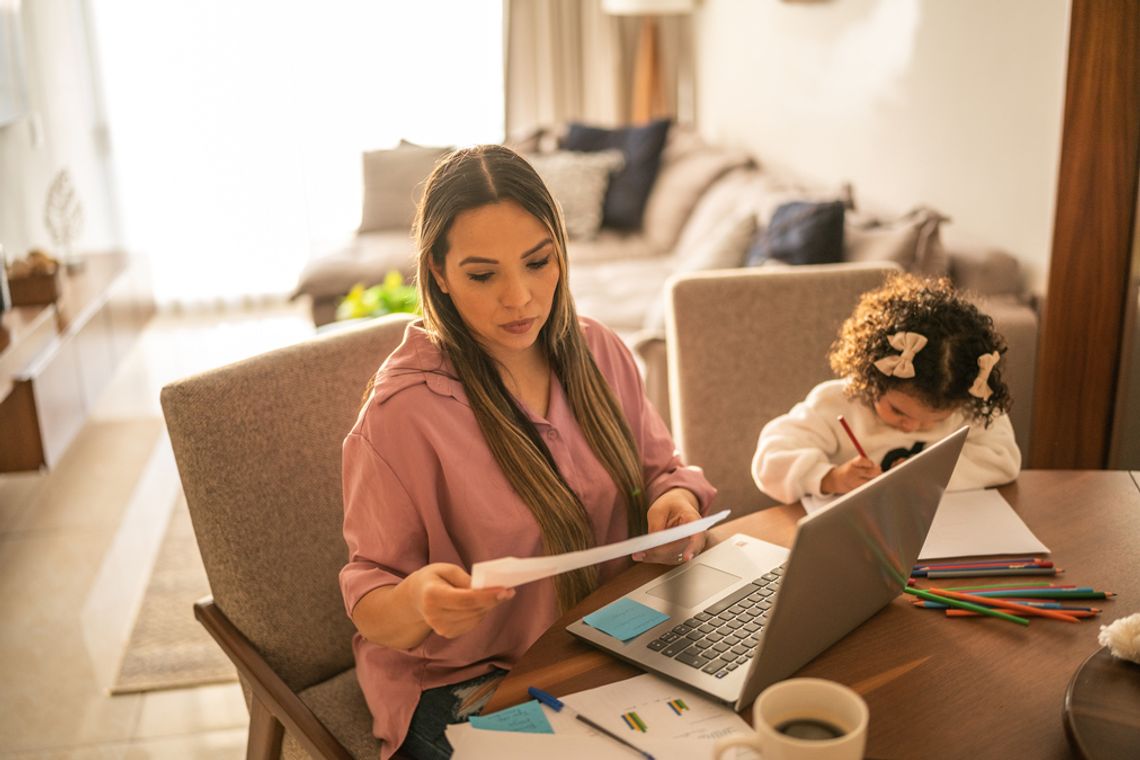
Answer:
xmin=90 ymin=1 xmax=503 ymax=304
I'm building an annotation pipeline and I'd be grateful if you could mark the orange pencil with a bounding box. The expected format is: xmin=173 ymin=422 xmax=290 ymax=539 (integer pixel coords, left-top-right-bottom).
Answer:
xmin=927 ymin=587 xmax=1081 ymax=623
xmin=837 ymin=415 xmax=869 ymax=458
xmin=945 ymin=608 xmax=1099 ymax=619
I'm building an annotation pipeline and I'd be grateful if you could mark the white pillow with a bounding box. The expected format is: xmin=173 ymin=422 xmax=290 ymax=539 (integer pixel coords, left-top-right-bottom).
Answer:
xmin=526 ymin=150 xmax=624 ymax=240
xmin=360 ymin=144 xmax=449 ymax=233
xmin=643 ymin=210 xmax=757 ymax=333
xmin=845 ymin=206 xmax=950 ymax=277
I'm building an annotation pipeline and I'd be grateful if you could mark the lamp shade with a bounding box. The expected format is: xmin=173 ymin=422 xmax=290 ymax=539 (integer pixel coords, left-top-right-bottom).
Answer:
xmin=602 ymin=0 xmax=694 ymax=15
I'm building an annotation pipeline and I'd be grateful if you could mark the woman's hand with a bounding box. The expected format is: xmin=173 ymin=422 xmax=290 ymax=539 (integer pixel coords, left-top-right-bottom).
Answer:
xmin=632 ymin=488 xmax=706 ymax=565
xmin=821 ymin=456 xmax=882 ymax=495
xmin=352 ymin=563 xmax=514 ymax=649
xmin=408 ymin=563 xmax=515 ymax=639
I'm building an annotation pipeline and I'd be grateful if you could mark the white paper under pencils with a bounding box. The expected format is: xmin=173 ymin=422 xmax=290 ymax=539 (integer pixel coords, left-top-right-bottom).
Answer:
xmin=470 ymin=509 xmax=730 ymax=589
xmin=918 ymin=489 xmax=1049 ymax=560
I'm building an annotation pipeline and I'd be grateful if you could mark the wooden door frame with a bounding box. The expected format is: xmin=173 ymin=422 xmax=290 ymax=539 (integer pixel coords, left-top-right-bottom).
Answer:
xmin=1031 ymin=0 xmax=1140 ymax=468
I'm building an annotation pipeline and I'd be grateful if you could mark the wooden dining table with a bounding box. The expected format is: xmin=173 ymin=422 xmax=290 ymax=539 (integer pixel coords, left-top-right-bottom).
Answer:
xmin=484 ymin=470 xmax=1140 ymax=760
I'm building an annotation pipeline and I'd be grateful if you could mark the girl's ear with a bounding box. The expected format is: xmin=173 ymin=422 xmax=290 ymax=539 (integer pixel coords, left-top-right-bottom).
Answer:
xmin=429 ymin=262 xmax=449 ymax=294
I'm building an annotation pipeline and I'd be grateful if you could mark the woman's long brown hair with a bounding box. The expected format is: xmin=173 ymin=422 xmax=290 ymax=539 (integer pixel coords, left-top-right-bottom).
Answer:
xmin=405 ymin=145 xmax=648 ymax=611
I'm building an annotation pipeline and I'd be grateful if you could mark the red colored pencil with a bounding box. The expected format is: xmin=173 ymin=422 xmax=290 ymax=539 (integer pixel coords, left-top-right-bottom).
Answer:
xmin=927 ymin=587 xmax=1081 ymax=623
xmin=837 ymin=415 xmax=869 ymax=458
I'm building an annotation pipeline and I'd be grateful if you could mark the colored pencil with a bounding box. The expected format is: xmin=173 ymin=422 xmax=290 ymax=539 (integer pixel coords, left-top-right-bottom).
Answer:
xmin=946 ymin=608 xmax=1099 ymax=619
xmin=959 ymin=589 xmax=1112 ymax=600
xmin=923 ymin=567 xmax=1062 ymax=578
xmin=837 ymin=415 xmax=869 ymax=458
xmin=942 ymin=583 xmax=1078 ymax=591
xmin=911 ymin=566 xmax=1054 ymax=578
xmin=927 ymin=587 xmax=1081 ymax=623
xmin=914 ymin=558 xmax=1051 ymax=570
xmin=912 ymin=600 xmax=1099 ymax=612
xmin=902 ymin=585 xmax=1028 ymax=626
xmin=914 ymin=561 xmax=1053 ymax=571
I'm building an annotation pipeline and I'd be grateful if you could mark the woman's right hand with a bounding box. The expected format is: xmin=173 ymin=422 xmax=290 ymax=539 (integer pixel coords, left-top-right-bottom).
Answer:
xmin=352 ymin=563 xmax=515 ymax=649
xmin=821 ymin=456 xmax=882 ymax=495
xmin=407 ymin=563 xmax=515 ymax=639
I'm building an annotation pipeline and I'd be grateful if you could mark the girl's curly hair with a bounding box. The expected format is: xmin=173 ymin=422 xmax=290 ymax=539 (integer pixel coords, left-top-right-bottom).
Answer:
xmin=829 ymin=273 xmax=1012 ymax=425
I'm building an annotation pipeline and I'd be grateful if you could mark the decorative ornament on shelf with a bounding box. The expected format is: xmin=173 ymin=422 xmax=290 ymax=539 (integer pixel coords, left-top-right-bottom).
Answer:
xmin=44 ymin=168 xmax=84 ymax=271
xmin=5 ymin=249 xmax=62 ymax=306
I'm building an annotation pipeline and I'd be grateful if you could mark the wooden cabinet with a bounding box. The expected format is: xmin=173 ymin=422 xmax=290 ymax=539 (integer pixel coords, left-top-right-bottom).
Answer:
xmin=0 ymin=252 xmax=154 ymax=472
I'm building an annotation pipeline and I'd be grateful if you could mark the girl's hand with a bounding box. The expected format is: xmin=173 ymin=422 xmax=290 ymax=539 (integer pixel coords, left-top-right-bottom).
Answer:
xmin=632 ymin=488 xmax=706 ymax=565
xmin=821 ymin=457 xmax=882 ymax=495
xmin=407 ymin=563 xmax=515 ymax=639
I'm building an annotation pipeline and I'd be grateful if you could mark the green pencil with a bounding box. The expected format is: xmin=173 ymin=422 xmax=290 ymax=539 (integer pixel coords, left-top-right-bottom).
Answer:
xmin=903 ymin=586 xmax=1030 ymax=625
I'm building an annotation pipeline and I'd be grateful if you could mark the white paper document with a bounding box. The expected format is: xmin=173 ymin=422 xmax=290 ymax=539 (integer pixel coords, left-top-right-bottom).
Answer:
xmin=470 ymin=509 xmax=730 ymax=589
xmin=447 ymin=673 xmax=759 ymax=759
xmin=918 ymin=489 xmax=1050 ymax=560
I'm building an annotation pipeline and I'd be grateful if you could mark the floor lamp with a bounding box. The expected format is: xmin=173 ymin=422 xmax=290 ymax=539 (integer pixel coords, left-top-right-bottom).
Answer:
xmin=603 ymin=0 xmax=694 ymax=124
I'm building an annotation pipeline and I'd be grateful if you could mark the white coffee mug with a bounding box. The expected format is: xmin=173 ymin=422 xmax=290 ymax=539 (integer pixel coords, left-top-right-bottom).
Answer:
xmin=714 ymin=678 xmax=869 ymax=760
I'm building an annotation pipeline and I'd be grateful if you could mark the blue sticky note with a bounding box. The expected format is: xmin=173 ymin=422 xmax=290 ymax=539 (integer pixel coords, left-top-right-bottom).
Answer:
xmin=468 ymin=699 xmax=554 ymax=734
xmin=583 ymin=597 xmax=669 ymax=641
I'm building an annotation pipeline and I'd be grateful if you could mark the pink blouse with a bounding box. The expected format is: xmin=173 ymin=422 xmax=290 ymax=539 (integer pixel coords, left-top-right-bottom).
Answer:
xmin=340 ymin=316 xmax=716 ymax=758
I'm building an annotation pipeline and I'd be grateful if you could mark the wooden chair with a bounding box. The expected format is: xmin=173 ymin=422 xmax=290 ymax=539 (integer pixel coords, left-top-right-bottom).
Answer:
xmin=665 ymin=263 xmax=900 ymax=516
xmin=161 ymin=313 xmax=416 ymax=759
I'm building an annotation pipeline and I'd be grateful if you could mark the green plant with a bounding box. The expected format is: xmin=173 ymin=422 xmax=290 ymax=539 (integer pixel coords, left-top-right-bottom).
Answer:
xmin=335 ymin=270 xmax=420 ymax=321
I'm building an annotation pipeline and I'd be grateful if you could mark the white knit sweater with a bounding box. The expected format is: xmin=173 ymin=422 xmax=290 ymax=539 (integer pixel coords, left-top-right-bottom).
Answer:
xmin=752 ymin=379 xmax=1021 ymax=506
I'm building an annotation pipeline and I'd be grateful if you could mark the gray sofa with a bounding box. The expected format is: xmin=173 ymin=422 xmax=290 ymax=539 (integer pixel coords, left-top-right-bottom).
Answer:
xmin=291 ymin=127 xmax=1038 ymax=459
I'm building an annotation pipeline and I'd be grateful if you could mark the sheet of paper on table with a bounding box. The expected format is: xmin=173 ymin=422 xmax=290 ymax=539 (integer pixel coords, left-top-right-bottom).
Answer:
xmin=470 ymin=510 xmax=730 ymax=589
xmin=804 ymin=489 xmax=1049 ymax=560
xmin=446 ymin=672 xmax=759 ymax=759
xmin=917 ymin=488 xmax=1050 ymax=560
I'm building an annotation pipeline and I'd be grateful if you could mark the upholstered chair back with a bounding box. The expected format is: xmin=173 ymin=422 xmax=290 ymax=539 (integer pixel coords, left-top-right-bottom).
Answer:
xmin=161 ymin=313 xmax=416 ymax=758
xmin=666 ymin=263 xmax=900 ymax=516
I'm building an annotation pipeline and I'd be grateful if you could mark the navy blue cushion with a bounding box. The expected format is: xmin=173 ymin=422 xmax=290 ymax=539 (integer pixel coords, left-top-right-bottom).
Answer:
xmin=746 ymin=200 xmax=846 ymax=266
xmin=563 ymin=119 xmax=671 ymax=231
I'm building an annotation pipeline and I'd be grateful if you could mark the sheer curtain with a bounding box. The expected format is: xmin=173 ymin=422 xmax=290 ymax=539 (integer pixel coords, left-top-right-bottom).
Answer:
xmin=88 ymin=1 xmax=503 ymax=306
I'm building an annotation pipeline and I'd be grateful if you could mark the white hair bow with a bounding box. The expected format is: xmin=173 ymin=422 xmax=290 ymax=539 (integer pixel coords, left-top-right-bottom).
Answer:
xmin=969 ymin=351 xmax=1001 ymax=399
xmin=874 ymin=332 xmax=928 ymax=378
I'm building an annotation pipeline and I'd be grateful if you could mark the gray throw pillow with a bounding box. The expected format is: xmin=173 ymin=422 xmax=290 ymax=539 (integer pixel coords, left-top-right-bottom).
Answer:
xmin=563 ymin=119 xmax=671 ymax=231
xmin=526 ymin=150 xmax=625 ymax=240
xmin=359 ymin=145 xmax=449 ymax=233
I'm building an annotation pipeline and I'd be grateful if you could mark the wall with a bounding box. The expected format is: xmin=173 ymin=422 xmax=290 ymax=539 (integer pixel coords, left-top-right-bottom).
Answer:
xmin=694 ymin=0 xmax=1070 ymax=294
xmin=0 ymin=0 xmax=117 ymax=264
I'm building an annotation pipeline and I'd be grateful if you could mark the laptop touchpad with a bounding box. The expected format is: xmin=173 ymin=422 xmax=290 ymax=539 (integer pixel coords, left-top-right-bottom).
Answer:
xmin=646 ymin=565 xmax=740 ymax=608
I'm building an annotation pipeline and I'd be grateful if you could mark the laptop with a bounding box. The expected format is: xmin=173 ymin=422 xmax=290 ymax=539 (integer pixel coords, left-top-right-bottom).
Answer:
xmin=567 ymin=425 xmax=969 ymax=711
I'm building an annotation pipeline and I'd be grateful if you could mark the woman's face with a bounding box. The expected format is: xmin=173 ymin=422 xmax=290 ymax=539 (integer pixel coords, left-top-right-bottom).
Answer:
xmin=431 ymin=200 xmax=560 ymax=366
xmin=873 ymin=389 xmax=955 ymax=433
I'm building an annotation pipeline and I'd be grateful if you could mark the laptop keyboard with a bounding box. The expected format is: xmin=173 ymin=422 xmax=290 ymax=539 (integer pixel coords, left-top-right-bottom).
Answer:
xmin=645 ymin=565 xmax=785 ymax=679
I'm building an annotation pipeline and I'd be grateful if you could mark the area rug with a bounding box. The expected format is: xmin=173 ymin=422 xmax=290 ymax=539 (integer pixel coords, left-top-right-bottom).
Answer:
xmin=111 ymin=491 xmax=238 ymax=694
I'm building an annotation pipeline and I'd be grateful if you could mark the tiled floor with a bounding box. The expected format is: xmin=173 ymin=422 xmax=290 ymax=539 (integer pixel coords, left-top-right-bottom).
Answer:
xmin=0 ymin=301 xmax=315 ymax=759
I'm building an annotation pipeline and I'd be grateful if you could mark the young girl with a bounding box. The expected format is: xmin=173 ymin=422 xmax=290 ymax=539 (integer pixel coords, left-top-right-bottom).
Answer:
xmin=752 ymin=273 xmax=1020 ymax=509
xmin=340 ymin=145 xmax=715 ymax=760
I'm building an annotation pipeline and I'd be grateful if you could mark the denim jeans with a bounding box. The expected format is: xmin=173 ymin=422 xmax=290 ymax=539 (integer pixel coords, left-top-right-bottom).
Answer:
xmin=398 ymin=668 xmax=506 ymax=760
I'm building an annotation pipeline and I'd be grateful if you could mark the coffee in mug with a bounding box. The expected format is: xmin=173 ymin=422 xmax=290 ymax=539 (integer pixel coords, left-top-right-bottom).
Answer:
xmin=714 ymin=678 xmax=868 ymax=760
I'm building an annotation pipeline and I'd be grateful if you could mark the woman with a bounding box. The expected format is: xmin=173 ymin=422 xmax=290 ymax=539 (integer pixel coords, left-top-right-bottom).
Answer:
xmin=340 ymin=144 xmax=717 ymax=759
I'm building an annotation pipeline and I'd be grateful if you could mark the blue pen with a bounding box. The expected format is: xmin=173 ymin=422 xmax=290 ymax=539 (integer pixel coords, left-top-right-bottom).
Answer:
xmin=528 ymin=686 xmax=656 ymax=760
